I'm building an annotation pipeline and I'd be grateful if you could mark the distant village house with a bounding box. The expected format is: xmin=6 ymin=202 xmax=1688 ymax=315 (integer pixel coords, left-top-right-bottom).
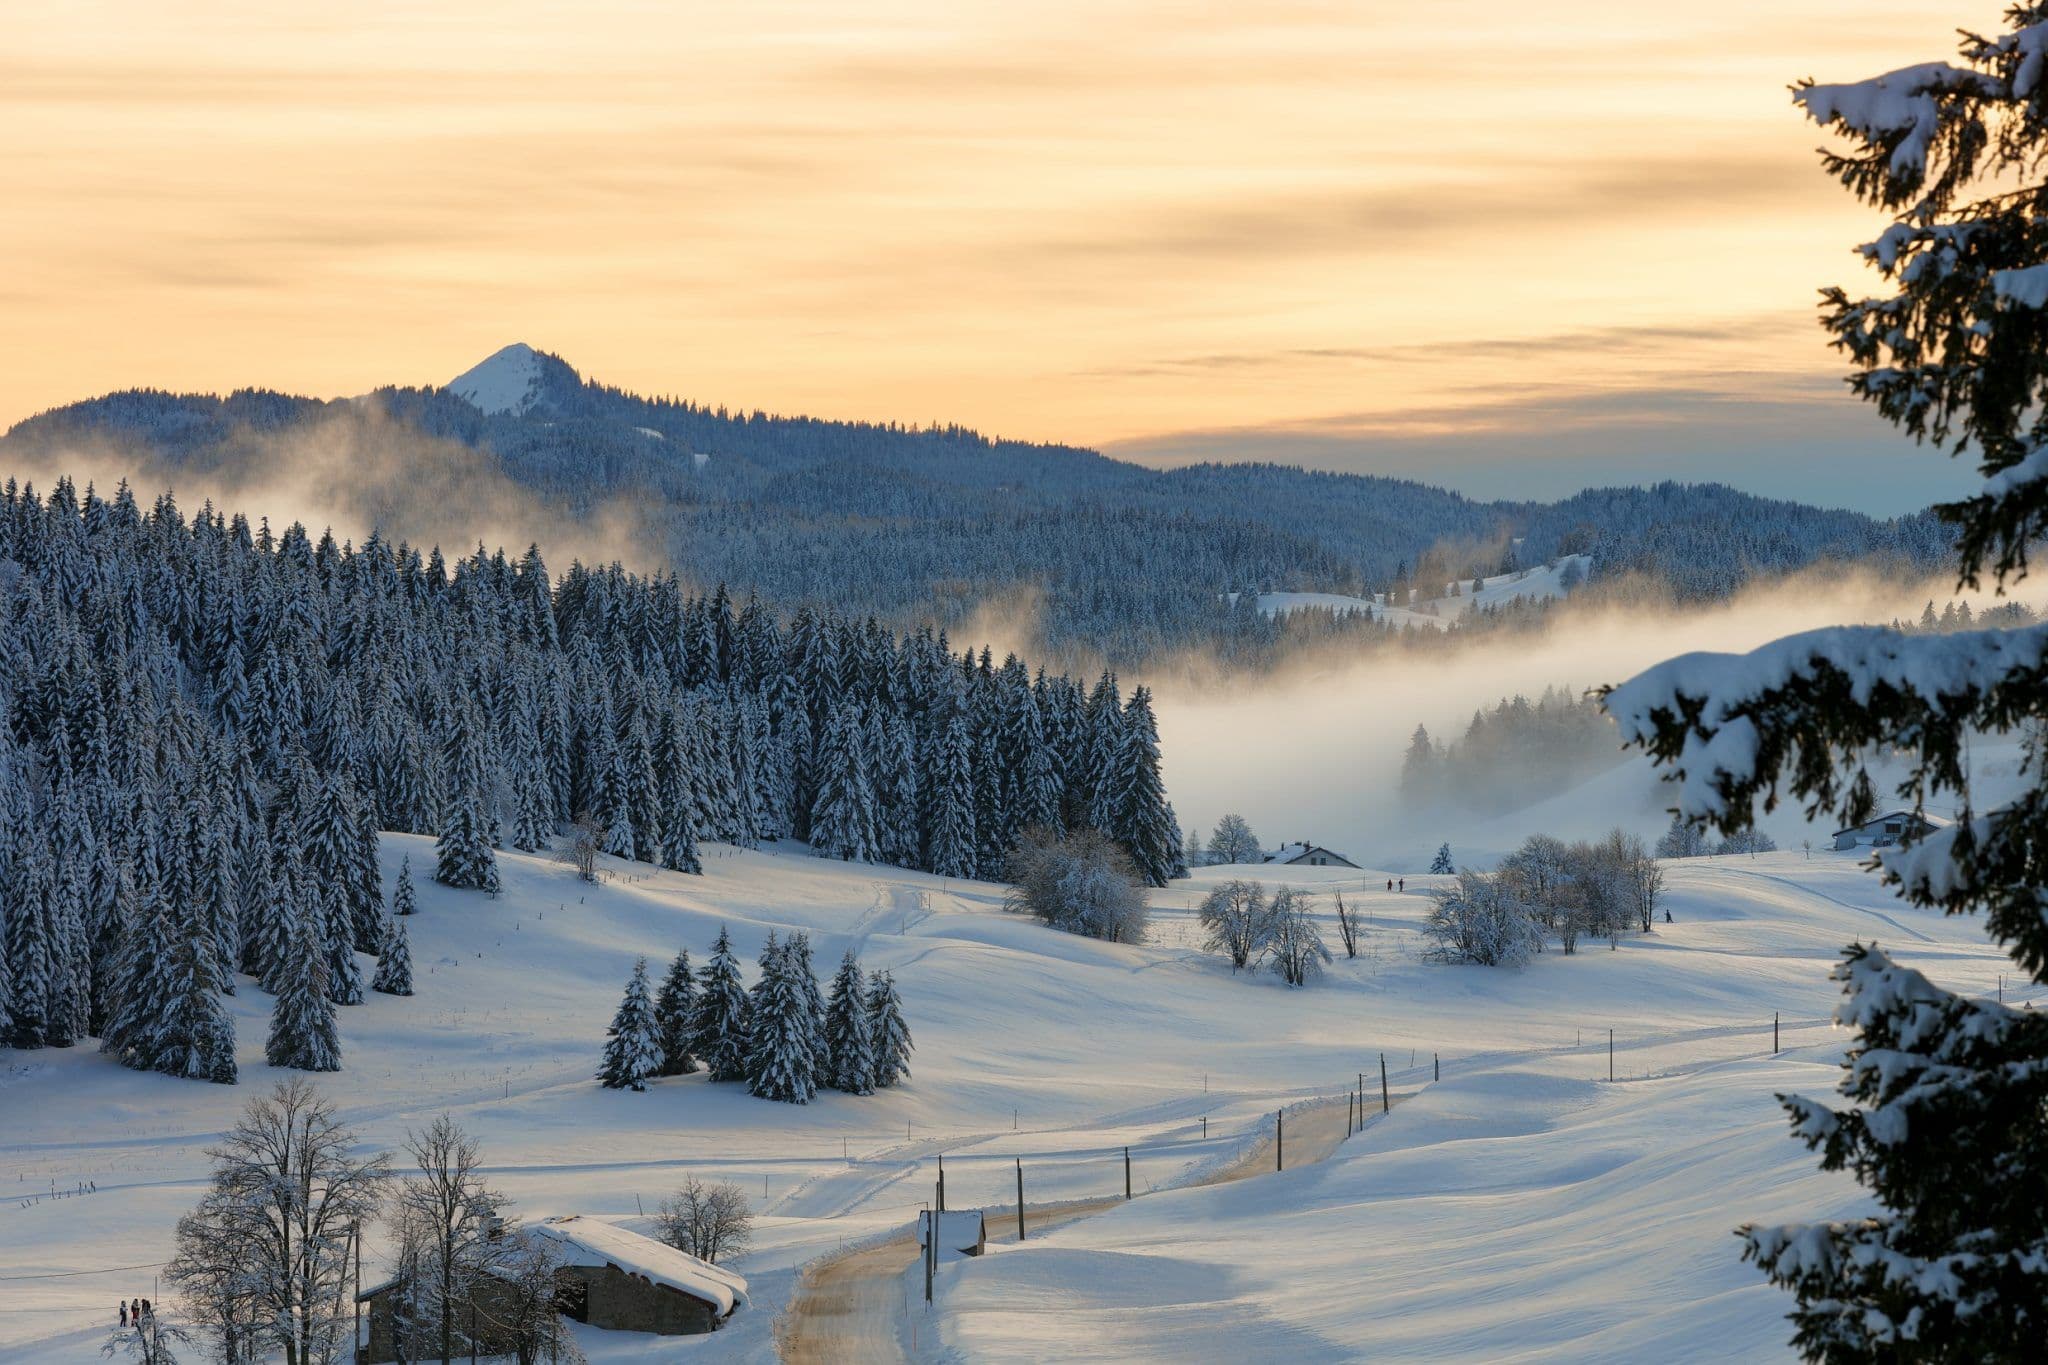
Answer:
xmin=1832 ymin=811 xmax=1948 ymax=851
xmin=1262 ymin=842 xmax=1359 ymax=869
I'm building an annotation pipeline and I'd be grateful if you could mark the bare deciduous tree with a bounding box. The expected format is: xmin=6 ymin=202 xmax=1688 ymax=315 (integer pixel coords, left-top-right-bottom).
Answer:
xmin=1265 ymin=887 xmax=1332 ymax=987
xmin=197 ymin=1079 xmax=388 ymax=1365
xmin=559 ymin=814 xmax=605 ymax=884
xmin=1196 ymin=879 xmax=1272 ymax=972
xmin=389 ymin=1115 xmax=512 ymax=1365
xmin=1332 ymin=891 xmax=1360 ymax=959
xmin=165 ymin=1189 xmax=264 ymax=1364
xmin=655 ymin=1177 xmax=755 ymax=1265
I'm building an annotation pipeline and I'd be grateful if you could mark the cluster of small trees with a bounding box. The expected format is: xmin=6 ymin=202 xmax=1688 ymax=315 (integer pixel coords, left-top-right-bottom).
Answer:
xmin=1400 ymin=686 xmax=1626 ymax=816
xmin=1425 ymin=830 xmax=1663 ymax=966
xmin=1196 ymin=880 xmax=1332 ymax=987
xmin=599 ymin=926 xmax=911 ymax=1104
xmin=1655 ymin=817 xmax=1778 ymax=859
xmin=1002 ymin=826 xmax=1150 ymax=944
xmin=159 ymin=1083 xmax=590 ymax=1365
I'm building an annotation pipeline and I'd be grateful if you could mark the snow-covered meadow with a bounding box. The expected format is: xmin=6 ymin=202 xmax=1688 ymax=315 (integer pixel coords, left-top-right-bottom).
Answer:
xmin=0 ymin=834 xmax=2026 ymax=1363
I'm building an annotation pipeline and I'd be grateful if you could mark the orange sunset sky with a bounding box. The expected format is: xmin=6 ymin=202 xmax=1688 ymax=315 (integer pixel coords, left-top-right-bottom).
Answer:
xmin=4 ymin=1 xmax=2000 ymax=511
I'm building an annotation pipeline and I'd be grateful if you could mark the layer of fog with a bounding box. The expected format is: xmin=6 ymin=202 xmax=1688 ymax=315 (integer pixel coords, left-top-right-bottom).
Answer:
xmin=3 ymin=401 xmax=660 ymax=575
xmin=1150 ymin=568 xmax=2042 ymax=872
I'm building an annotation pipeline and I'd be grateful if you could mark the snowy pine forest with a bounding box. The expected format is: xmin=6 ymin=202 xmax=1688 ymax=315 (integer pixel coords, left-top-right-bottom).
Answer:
xmin=0 ymin=346 xmax=1957 ymax=670
xmin=0 ymin=475 xmax=1182 ymax=1086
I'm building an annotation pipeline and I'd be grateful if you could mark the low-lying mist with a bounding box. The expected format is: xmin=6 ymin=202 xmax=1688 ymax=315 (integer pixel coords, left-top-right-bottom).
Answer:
xmin=1149 ymin=567 xmax=2042 ymax=871
xmin=3 ymin=402 xmax=661 ymax=574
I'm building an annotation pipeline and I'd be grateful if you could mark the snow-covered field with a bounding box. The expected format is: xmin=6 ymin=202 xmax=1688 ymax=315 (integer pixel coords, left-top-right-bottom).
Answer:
xmin=0 ymin=838 xmax=2026 ymax=1363
xmin=1255 ymin=555 xmax=1592 ymax=632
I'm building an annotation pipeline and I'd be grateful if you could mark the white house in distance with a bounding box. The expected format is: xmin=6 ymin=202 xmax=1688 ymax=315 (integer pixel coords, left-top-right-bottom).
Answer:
xmin=1263 ymin=842 xmax=1360 ymax=869
xmin=1832 ymin=810 xmax=1950 ymax=851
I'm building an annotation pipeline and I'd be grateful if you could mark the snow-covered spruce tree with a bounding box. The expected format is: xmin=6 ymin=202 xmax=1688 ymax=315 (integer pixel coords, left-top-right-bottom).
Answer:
xmin=266 ymin=899 xmax=341 ymax=1072
xmin=654 ymin=948 xmax=698 ymax=1076
xmin=598 ymin=958 xmax=661 ymax=1091
xmin=391 ymin=855 xmax=416 ymax=916
xmin=434 ymin=779 xmax=500 ymax=893
xmin=823 ymin=950 xmax=875 ymax=1094
xmin=1600 ymin=22 xmax=2048 ymax=1352
xmin=319 ymin=880 xmax=364 ymax=1007
xmin=157 ymin=903 xmax=238 ymax=1084
xmin=1430 ymin=842 xmax=1455 ymax=875
xmin=370 ymin=909 xmax=413 ymax=997
xmin=809 ymin=702 xmax=879 ymax=863
xmin=691 ymin=926 xmax=751 ymax=1082
xmin=3 ymin=830 xmax=55 ymax=1048
xmin=922 ymin=710 xmax=977 ymax=879
xmin=1109 ymin=687 xmax=1177 ymax=888
xmin=866 ymin=970 xmax=913 ymax=1090
xmin=744 ymin=934 xmax=818 ymax=1103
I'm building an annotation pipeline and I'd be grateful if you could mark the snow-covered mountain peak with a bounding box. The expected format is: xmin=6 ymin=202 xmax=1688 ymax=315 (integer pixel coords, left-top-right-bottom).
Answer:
xmin=448 ymin=342 xmax=546 ymax=416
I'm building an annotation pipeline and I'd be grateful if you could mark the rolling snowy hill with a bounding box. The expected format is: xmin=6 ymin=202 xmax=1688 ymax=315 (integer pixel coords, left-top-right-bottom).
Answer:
xmin=0 ymin=836 xmax=2027 ymax=1363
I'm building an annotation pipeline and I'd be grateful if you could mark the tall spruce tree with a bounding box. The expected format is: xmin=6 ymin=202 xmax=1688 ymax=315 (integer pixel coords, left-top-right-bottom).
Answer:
xmin=598 ymin=958 xmax=661 ymax=1091
xmin=1430 ymin=843 xmax=1455 ymax=875
xmin=866 ymin=971 xmax=912 ymax=1090
xmin=653 ymin=948 xmax=698 ymax=1076
xmin=1604 ymin=23 xmax=2048 ymax=1353
xmin=744 ymin=934 xmax=817 ymax=1103
xmin=390 ymin=855 xmax=417 ymax=916
xmin=369 ymin=909 xmax=413 ymax=997
xmin=822 ymin=951 xmax=875 ymax=1095
xmin=1110 ymin=687 xmax=1177 ymax=888
xmin=809 ymin=703 xmax=878 ymax=863
xmin=265 ymin=899 xmax=341 ymax=1072
xmin=156 ymin=904 xmax=238 ymax=1084
xmin=690 ymin=926 xmax=751 ymax=1082
xmin=923 ymin=711 xmax=977 ymax=879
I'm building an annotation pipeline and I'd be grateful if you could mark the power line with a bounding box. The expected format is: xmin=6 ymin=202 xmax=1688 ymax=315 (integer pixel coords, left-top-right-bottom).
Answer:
xmin=0 ymin=1261 xmax=165 ymax=1281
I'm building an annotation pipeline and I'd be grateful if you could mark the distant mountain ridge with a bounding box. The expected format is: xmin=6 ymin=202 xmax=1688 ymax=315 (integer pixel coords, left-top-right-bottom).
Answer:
xmin=0 ymin=345 xmax=1953 ymax=665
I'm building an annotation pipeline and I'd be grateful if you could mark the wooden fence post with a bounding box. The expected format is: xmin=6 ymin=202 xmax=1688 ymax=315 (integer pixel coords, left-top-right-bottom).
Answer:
xmin=1016 ymin=1159 xmax=1025 ymax=1242
xmin=1380 ymin=1053 xmax=1389 ymax=1114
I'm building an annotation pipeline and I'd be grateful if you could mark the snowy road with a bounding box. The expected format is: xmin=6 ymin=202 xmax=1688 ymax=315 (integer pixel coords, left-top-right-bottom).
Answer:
xmin=777 ymin=1092 xmax=1374 ymax=1364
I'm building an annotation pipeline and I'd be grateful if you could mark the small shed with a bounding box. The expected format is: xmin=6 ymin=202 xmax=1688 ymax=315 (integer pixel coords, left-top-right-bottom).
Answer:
xmin=354 ymin=1216 xmax=746 ymax=1364
xmin=1832 ymin=811 xmax=1948 ymax=850
xmin=1263 ymin=842 xmax=1360 ymax=869
xmin=530 ymin=1216 xmax=748 ymax=1334
xmin=916 ymin=1209 xmax=986 ymax=1258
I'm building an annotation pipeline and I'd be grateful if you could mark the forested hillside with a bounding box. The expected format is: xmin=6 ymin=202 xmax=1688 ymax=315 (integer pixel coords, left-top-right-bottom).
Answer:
xmin=0 ymin=476 xmax=1179 ymax=1083
xmin=1 ymin=345 xmax=1954 ymax=665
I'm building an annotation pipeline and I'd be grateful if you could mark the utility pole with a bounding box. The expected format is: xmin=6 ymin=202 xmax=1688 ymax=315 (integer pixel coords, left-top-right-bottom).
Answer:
xmin=352 ymin=1219 xmax=361 ymax=1365
xmin=1016 ymin=1159 xmax=1026 ymax=1241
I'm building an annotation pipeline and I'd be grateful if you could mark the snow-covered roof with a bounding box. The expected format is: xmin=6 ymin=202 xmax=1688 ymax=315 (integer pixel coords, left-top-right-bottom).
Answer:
xmin=1832 ymin=810 xmax=1951 ymax=838
xmin=916 ymin=1210 xmax=985 ymax=1252
xmin=530 ymin=1216 xmax=749 ymax=1315
xmin=1263 ymin=842 xmax=1358 ymax=867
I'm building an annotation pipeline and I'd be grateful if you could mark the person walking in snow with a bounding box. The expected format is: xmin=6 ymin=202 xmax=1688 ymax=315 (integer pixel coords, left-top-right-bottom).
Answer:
xmin=130 ymin=1299 xmax=139 ymax=1325
xmin=1398 ymin=877 xmax=1405 ymax=892
xmin=1386 ymin=878 xmax=1393 ymax=891
xmin=119 ymin=1302 xmax=127 ymax=1329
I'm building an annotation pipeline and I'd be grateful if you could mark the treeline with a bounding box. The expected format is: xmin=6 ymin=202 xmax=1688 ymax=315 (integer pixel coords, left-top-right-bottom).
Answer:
xmin=1400 ymin=686 xmax=1626 ymax=816
xmin=6 ymin=362 xmax=1957 ymax=670
xmin=0 ymin=476 xmax=1179 ymax=1082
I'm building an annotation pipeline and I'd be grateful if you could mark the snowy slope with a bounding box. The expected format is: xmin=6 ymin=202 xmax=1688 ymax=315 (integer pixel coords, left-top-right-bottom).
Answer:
xmin=1256 ymin=554 xmax=1593 ymax=632
xmin=0 ymin=843 xmax=2027 ymax=1363
xmin=449 ymin=342 xmax=547 ymax=416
